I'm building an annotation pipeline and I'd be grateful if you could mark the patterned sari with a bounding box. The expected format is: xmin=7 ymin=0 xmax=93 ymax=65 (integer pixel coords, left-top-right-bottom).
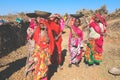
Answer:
xmin=84 ymin=19 xmax=105 ymax=65
xmin=68 ymin=25 xmax=83 ymax=64
xmin=24 ymin=18 xmax=36 ymax=78
xmin=27 ymin=18 xmax=54 ymax=80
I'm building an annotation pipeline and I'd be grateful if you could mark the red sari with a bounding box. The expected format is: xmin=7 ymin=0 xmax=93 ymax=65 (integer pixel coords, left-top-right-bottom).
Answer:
xmin=50 ymin=21 xmax=62 ymax=64
xmin=32 ymin=19 xmax=54 ymax=80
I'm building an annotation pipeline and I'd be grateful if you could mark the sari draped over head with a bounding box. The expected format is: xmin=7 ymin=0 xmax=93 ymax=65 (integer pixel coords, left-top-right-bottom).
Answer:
xmin=32 ymin=18 xmax=54 ymax=80
xmin=89 ymin=21 xmax=103 ymax=53
xmin=27 ymin=18 xmax=36 ymax=40
xmin=50 ymin=14 xmax=63 ymax=46
xmin=50 ymin=20 xmax=62 ymax=43
xmin=95 ymin=14 xmax=107 ymax=26
xmin=52 ymin=13 xmax=65 ymax=31
xmin=68 ymin=25 xmax=83 ymax=51
xmin=49 ymin=14 xmax=63 ymax=64
xmin=33 ymin=18 xmax=54 ymax=54
xmin=68 ymin=24 xmax=83 ymax=63
xmin=30 ymin=18 xmax=36 ymax=29
xmin=25 ymin=18 xmax=37 ymax=78
xmin=90 ymin=13 xmax=107 ymax=53
xmin=50 ymin=19 xmax=63 ymax=65
xmin=84 ymin=17 xmax=105 ymax=64
xmin=94 ymin=14 xmax=107 ymax=33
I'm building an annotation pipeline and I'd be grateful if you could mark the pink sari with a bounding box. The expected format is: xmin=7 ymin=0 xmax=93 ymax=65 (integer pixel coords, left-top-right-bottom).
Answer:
xmin=68 ymin=25 xmax=83 ymax=63
xmin=26 ymin=18 xmax=36 ymax=40
xmin=84 ymin=14 xmax=106 ymax=64
xmin=60 ymin=18 xmax=65 ymax=31
xmin=95 ymin=14 xmax=107 ymax=33
xmin=90 ymin=22 xmax=103 ymax=53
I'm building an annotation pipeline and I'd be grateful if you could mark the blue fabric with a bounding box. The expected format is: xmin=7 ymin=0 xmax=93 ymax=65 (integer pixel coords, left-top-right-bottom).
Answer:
xmin=16 ymin=18 xmax=23 ymax=23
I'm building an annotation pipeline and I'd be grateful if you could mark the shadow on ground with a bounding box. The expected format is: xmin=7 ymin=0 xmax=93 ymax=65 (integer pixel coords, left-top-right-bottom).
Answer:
xmin=0 ymin=57 xmax=27 ymax=80
xmin=48 ymin=49 xmax=67 ymax=80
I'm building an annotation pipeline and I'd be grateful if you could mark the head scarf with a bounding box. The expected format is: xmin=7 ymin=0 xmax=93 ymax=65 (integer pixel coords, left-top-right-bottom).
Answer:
xmin=50 ymin=13 xmax=65 ymax=31
xmin=50 ymin=13 xmax=61 ymax=21
xmin=68 ymin=18 xmax=83 ymax=52
xmin=29 ymin=18 xmax=36 ymax=29
xmin=94 ymin=14 xmax=107 ymax=27
xmin=33 ymin=18 xmax=54 ymax=54
xmin=53 ymin=13 xmax=61 ymax=18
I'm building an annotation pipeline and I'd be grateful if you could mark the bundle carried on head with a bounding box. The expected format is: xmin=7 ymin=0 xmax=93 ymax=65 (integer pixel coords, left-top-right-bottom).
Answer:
xmin=26 ymin=10 xmax=52 ymax=18
xmin=34 ymin=10 xmax=51 ymax=18
xmin=66 ymin=13 xmax=84 ymax=26
xmin=70 ymin=13 xmax=84 ymax=19
xmin=26 ymin=13 xmax=38 ymax=18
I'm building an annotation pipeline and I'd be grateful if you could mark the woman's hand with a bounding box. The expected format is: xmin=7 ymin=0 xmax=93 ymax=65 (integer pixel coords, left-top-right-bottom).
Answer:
xmin=55 ymin=32 xmax=62 ymax=40
xmin=83 ymin=40 xmax=89 ymax=44
xmin=101 ymin=32 xmax=107 ymax=37
xmin=55 ymin=36 xmax=59 ymax=40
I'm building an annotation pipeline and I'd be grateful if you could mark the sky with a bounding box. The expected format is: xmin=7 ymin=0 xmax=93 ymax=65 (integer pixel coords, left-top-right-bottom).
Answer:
xmin=0 ymin=0 xmax=120 ymax=15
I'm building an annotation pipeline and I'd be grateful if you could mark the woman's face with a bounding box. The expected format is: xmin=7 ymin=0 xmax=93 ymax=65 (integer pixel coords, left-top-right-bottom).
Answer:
xmin=74 ymin=19 xmax=81 ymax=27
xmin=40 ymin=23 xmax=47 ymax=31
xmin=54 ymin=17 xmax=60 ymax=24
xmin=37 ymin=17 xmax=40 ymax=22
xmin=94 ymin=16 xmax=100 ymax=23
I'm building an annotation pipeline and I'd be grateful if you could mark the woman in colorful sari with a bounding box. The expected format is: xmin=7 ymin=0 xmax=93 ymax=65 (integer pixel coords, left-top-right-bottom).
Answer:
xmin=26 ymin=18 xmax=37 ymax=40
xmin=24 ymin=18 xmax=37 ymax=78
xmin=84 ymin=13 xmax=107 ymax=66
xmin=49 ymin=14 xmax=63 ymax=69
xmin=68 ymin=17 xmax=84 ymax=67
xmin=26 ymin=18 xmax=54 ymax=80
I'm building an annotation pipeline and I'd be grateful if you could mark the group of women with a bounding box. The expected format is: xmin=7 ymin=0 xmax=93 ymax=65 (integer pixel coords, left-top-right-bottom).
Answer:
xmin=24 ymin=12 xmax=107 ymax=80
xmin=25 ymin=13 xmax=64 ymax=80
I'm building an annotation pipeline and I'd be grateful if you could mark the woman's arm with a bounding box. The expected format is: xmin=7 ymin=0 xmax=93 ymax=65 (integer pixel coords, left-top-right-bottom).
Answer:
xmin=55 ymin=31 xmax=62 ymax=40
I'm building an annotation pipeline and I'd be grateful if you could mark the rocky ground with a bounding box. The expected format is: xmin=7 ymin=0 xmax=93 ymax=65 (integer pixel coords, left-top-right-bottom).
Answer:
xmin=0 ymin=18 xmax=120 ymax=80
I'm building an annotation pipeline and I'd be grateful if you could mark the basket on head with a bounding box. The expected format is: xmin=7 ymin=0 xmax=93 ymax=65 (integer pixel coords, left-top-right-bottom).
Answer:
xmin=34 ymin=10 xmax=51 ymax=18
xmin=26 ymin=13 xmax=38 ymax=18
xmin=70 ymin=13 xmax=84 ymax=19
